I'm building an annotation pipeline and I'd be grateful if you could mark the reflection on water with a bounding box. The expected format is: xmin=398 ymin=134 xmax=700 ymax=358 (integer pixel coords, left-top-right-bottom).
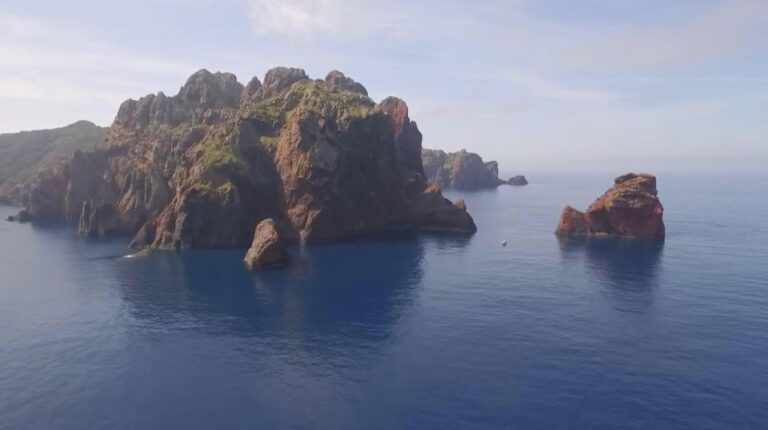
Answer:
xmin=4 ymin=174 xmax=768 ymax=429
xmin=420 ymin=233 xmax=473 ymax=255
xmin=111 ymin=239 xmax=425 ymax=354
xmin=558 ymin=237 xmax=664 ymax=311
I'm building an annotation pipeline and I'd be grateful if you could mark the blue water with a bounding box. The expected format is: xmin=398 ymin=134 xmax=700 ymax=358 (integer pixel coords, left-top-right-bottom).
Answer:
xmin=1 ymin=173 xmax=767 ymax=429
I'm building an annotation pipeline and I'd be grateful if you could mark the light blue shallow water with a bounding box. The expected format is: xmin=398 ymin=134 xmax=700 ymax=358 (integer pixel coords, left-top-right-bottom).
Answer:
xmin=1 ymin=173 xmax=767 ymax=429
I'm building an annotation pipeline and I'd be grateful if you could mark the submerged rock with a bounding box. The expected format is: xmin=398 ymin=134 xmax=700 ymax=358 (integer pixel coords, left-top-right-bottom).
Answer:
xmin=17 ymin=67 xmax=477 ymax=248
xmin=555 ymin=173 xmax=665 ymax=239
xmin=422 ymin=149 xmax=504 ymax=190
xmin=508 ymin=175 xmax=528 ymax=186
xmin=244 ymin=218 xmax=290 ymax=270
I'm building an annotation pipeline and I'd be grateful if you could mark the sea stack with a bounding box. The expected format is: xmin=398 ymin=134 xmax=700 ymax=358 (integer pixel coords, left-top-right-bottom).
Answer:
xmin=555 ymin=173 xmax=665 ymax=239
xmin=508 ymin=175 xmax=528 ymax=186
xmin=244 ymin=218 xmax=290 ymax=270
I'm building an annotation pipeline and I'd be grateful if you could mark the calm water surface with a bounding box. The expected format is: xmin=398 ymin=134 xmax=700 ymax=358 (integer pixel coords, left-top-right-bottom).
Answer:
xmin=1 ymin=173 xmax=767 ymax=429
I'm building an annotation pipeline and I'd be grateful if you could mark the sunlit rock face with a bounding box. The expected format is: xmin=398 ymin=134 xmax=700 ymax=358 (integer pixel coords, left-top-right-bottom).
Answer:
xmin=556 ymin=173 xmax=665 ymax=239
xmin=19 ymin=68 xmax=476 ymax=248
xmin=244 ymin=218 xmax=290 ymax=270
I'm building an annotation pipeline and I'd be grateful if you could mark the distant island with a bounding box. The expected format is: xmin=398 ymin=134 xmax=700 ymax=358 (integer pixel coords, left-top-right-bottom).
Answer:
xmin=422 ymin=148 xmax=527 ymax=190
xmin=8 ymin=68 xmax=477 ymax=249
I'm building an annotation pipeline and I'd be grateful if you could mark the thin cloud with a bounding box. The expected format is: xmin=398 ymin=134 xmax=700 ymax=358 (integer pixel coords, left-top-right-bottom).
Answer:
xmin=0 ymin=14 xmax=45 ymax=36
xmin=495 ymin=73 xmax=619 ymax=104
xmin=0 ymin=76 xmax=127 ymax=103
xmin=247 ymin=0 xmax=348 ymax=37
xmin=0 ymin=13 xmax=201 ymax=131
xmin=560 ymin=0 xmax=768 ymax=70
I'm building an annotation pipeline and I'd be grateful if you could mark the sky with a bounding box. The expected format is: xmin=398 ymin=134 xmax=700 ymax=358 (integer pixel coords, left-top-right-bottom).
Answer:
xmin=1 ymin=0 xmax=767 ymax=172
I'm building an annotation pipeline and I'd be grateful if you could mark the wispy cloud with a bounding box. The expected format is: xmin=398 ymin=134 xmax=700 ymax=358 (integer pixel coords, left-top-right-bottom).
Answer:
xmin=0 ymin=13 xmax=199 ymax=127
xmin=0 ymin=14 xmax=46 ymax=36
xmin=558 ymin=0 xmax=768 ymax=71
xmin=247 ymin=0 xmax=351 ymax=37
xmin=0 ymin=1 xmax=765 ymax=170
xmin=491 ymin=73 xmax=619 ymax=104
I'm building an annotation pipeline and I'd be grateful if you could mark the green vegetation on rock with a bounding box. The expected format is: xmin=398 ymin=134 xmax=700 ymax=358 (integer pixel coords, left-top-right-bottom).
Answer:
xmin=246 ymin=80 xmax=378 ymax=132
xmin=0 ymin=121 xmax=106 ymax=199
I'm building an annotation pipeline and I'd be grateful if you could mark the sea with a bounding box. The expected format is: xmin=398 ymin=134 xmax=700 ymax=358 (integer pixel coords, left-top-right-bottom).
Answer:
xmin=1 ymin=172 xmax=766 ymax=430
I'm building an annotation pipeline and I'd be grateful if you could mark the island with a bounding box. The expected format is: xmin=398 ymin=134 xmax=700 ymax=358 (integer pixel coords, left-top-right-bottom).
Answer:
xmin=13 ymin=67 xmax=477 ymax=250
xmin=421 ymin=148 xmax=505 ymax=190
xmin=508 ymin=175 xmax=528 ymax=186
xmin=555 ymin=173 xmax=665 ymax=239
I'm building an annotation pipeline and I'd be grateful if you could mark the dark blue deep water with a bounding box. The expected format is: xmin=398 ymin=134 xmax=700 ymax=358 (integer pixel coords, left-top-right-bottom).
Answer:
xmin=1 ymin=173 xmax=767 ymax=429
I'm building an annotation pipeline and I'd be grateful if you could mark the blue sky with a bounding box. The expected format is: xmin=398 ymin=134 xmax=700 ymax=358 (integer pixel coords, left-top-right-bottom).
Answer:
xmin=1 ymin=0 xmax=767 ymax=171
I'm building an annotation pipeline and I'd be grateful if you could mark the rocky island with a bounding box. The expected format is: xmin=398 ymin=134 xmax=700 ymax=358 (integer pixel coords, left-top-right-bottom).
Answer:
xmin=14 ymin=68 xmax=476 ymax=249
xmin=421 ymin=149 xmax=505 ymax=190
xmin=555 ymin=173 xmax=665 ymax=239
xmin=508 ymin=175 xmax=528 ymax=186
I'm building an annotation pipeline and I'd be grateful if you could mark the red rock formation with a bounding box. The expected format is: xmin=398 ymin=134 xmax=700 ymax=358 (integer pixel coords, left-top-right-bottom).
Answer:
xmin=555 ymin=173 xmax=665 ymax=239
xmin=555 ymin=206 xmax=589 ymax=236
xmin=19 ymin=67 xmax=477 ymax=248
xmin=244 ymin=218 xmax=290 ymax=270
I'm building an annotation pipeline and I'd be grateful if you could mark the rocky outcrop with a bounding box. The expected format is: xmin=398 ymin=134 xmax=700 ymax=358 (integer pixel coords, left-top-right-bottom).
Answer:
xmin=256 ymin=67 xmax=309 ymax=100
xmin=421 ymin=149 xmax=504 ymax=190
xmin=19 ymin=67 xmax=477 ymax=248
xmin=508 ymin=175 xmax=528 ymax=186
xmin=26 ymin=166 xmax=68 ymax=222
xmin=555 ymin=206 xmax=588 ymax=236
xmin=407 ymin=182 xmax=476 ymax=233
xmin=555 ymin=173 xmax=665 ymax=239
xmin=244 ymin=218 xmax=290 ymax=270
xmin=325 ymin=70 xmax=368 ymax=96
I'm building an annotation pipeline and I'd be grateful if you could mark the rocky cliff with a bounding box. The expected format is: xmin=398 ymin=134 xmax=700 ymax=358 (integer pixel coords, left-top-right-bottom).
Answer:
xmin=555 ymin=173 xmax=665 ymax=239
xmin=0 ymin=121 xmax=106 ymax=204
xmin=18 ymin=68 xmax=476 ymax=248
xmin=421 ymin=149 xmax=505 ymax=190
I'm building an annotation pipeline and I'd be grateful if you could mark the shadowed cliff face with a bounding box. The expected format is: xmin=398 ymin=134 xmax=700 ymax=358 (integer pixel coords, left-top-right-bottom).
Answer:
xmin=421 ymin=149 xmax=505 ymax=190
xmin=19 ymin=68 xmax=476 ymax=248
